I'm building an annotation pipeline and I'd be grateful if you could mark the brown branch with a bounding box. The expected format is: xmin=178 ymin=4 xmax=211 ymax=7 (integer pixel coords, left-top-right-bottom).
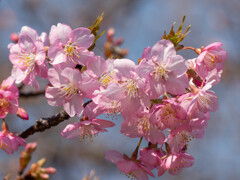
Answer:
xmin=18 ymin=100 xmax=92 ymax=139
xmin=19 ymin=90 xmax=45 ymax=98
xmin=18 ymin=110 xmax=70 ymax=139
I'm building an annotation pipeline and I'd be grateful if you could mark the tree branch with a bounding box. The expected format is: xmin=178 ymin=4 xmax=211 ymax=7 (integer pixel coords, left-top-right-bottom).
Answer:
xmin=18 ymin=100 xmax=92 ymax=139
xmin=18 ymin=110 xmax=70 ymax=139
xmin=19 ymin=90 xmax=45 ymax=98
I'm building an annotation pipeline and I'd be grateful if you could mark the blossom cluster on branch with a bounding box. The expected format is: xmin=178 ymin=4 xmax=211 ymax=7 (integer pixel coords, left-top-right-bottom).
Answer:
xmin=0 ymin=15 xmax=227 ymax=179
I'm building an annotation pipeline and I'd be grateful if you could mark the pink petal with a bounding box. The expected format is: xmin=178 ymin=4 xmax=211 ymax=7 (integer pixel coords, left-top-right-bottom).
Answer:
xmin=104 ymin=150 xmax=124 ymax=163
xmin=49 ymin=23 xmax=72 ymax=45
xmin=70 ymin=28 xmax=94 ymax=48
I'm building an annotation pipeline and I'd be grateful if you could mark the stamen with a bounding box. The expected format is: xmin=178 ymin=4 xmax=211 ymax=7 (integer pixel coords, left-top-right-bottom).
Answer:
xmin=0 ymin=98 xmax=10 ymax=115
xmin=99 ymin=71 xmax=115 ymax=87
xmin=160 ymin=104 xmax=176 ymax=124
xmin=125 ymin=79 xmax=138 ymax=98
xmin=17 ymin=53 xmax=36 ymax=73
xmin=153 ymin=65 xmax=169 ymax=80
xmin=58 ymin=83 xmax=78 ymax=99
xmin=137 ymin=116 xmax=151 ymax=134
xmin=64 ymin=42 xmax=80 ymax=63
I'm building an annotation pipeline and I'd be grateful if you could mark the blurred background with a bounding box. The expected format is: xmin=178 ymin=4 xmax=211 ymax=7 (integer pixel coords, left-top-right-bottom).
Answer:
xmin=0 ymin=0 xmax=239 ymax=179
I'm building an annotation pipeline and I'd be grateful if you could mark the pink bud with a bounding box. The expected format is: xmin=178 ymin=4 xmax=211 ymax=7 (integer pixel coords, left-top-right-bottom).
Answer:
xmin=2 ymin=119 xmax=9 ymax=133
xmin=40 ymin=173 xmax=49 ymax=179
xmin=26 ymin=142 xmax=37 ymax=153
xmin=16 ymin=107 xmax=29 ymax=120
xmin=44 ymin=167 xmax=56 ymax=174
xmin=10 ymin=33 xmax=19 ymax=43
xmin=107 ymin=28 xmax=115 ymax=41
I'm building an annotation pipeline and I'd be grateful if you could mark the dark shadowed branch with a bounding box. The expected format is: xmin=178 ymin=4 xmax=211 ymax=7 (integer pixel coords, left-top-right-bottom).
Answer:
xmin=18 ymin=100 xmax=92 ymax=139
xmin=19 ymin=90 xmax=45 ymax=98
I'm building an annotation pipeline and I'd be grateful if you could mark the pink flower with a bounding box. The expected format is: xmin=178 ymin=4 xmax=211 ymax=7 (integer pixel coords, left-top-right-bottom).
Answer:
xmin=86 ymin=56 xmax=116 ymax=88
xmin=61 ymin=118 xmax=115 ymax=140
xmin=0 ymin=120 xmax=26 ymax=154
xmin=0 ymin=90 xmax=18 ymax=118
xmin=158 ymin=152 xmax=194 ymax=176
xmin=0 ymin=76 xmax=19 ymax=98
xmin=94 ymin=59 xmax=149 ymax=118
xmin=0 ymin=77 xmax=19 ymax=118
xmin=196 ymin=42 xmax=227 ymax=79
xmin=9 ymin=27 xmax=48 ymax=89
xmin=48 ymin=23 xmax=95 ymax=66
xmin=137 ymin=39 xmax=189 ymax=99
xmin=45 ymin=67 xmax=98 ymax=117
xmin=140 ymin=147 xmax=165 ymax=169
xmin=179 ymin=69 xmax=219 ymax=117
xmin=150 ymin=98 xmax=187 ymax=131
xmin=121 ymin=109 xmax=165 ymax=145
xmin=105 ymin=150 xmax=154 ymax=180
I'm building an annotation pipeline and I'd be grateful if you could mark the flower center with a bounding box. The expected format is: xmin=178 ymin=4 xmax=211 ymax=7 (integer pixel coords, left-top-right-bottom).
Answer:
xmin=153 ymin=65 xmax=169 ymax=80
xmin=173 ymin=130 xmax=192 ymax=148
xmin=64 ymin=42 xmax=79 ymax=62
xmin=137 ymin=116 xmax=151 ymax=134
xmin=204 ymin=50 xmax=223 ymax=70
xmin=160 ymin=104 xmax=176 ymax=124
xmin=80 ymin=125 xmax=97 ymax=142
xmin=18 ymin=53 xmax=36 ymax=73
xmin=0 ymin=98 xmax=10 ymax=115
xmin=58 ymin=83 xmax=79 ymax=99
xmin=99 ymin=71 xmax=115 ymax=87
xmin=125 ymin=79 xmax=138 ymax=98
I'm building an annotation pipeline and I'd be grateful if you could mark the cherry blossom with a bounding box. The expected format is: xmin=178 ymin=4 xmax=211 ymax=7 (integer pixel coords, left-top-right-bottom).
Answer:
xmin=48 ymin=23 xmax=95 ymax=66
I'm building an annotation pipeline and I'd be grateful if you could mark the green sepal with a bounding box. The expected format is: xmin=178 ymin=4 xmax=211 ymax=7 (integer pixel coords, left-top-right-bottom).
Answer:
xmin=162 ymin=15 xmax=191 ymax=47
xmin=88 ymin=13 xmax=105 ymax=51
xmin=150 ymin=99 xmax=163 ymax=105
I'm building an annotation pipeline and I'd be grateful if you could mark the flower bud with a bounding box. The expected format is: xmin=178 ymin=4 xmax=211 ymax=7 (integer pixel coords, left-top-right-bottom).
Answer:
xmin=44 ymin=167 xmax=56 ymax=174
xmin=10 ymin=33 xmax=19 ymax=43
xmin=16 ymin=107 xmax=29 ymax=120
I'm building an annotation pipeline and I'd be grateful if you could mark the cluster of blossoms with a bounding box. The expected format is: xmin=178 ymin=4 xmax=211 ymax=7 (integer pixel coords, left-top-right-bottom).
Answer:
xmin=2 ymin=20 xmax=227 ymax=179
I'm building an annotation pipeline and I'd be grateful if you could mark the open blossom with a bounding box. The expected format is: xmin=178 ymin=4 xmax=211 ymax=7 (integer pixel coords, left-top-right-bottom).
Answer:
xmin=150 ymin=98 xmax=188 ymax=131
xmin=137 ymin=39 xmax=189 ymax=99
xmin=140 ymin=147 xmax=165 ymax=169
xmin=94 ymin=59 xmax=149 ymax=118
xmin=61 ymin=118 xmax=115 ymax=140
xmin=196 ymin=42 xmax=227 ymax=79
xmin=179 ymin=69 xmax=220 ymax=117
xmin=105 ymin=150 xmax=154 ymax=180
xmin=0 ymin=76 xmax=19 ymax=98
xmin=0 ymin=120 xmax=25 ymax=154
xmin=9 ymin=26 xmax=48 ymax=89
xmin=45 ymin=67 xmax=98 ymax=117
xmin=158 ymin=151 xmax=194 ymax=176
xmin=0 ymin=90 xmax=18 ymax=118
xmin=48 ymin=23 xmax=95 ymax=67
xmin=0 ymin=131 xmax=26 ymax=154
xmin=0 ymin=77 xmax=19 ymax=118
xmin=86 ymin=56 xmax=116 ymax=88
xmin=121 ymin=109 xmax=165 ymax=145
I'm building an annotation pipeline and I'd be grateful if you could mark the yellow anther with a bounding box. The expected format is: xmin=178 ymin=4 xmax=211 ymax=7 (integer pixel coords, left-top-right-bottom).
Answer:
xmin=58 ymin=83 xmax=78 ymax=99
xmin=154 ymin=65 xmax=169 ymax=80
xmin=125 ymin=79 xmax=138 ymax=98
